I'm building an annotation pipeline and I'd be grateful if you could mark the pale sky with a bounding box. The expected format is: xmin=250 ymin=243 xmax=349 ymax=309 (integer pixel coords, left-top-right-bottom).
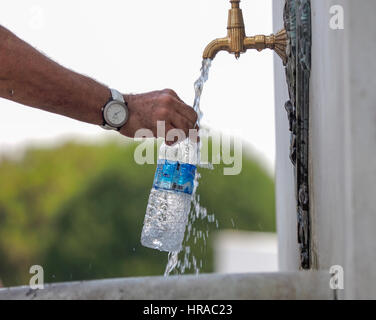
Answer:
xmin=0 ymin=0 xmax=276 ymax=168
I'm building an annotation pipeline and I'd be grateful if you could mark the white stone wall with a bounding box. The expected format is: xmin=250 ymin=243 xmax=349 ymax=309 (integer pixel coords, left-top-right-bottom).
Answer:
xmin=310 ymin=0 xmax=376 ymax=299
xmin=274 ymin=0 xmax=376 ymax=299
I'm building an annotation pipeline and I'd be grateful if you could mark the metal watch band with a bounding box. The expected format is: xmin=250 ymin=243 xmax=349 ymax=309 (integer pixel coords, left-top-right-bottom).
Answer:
xmin=110 ymin=88 xmax=125 ymax=103
xmin=102 ymin=123 xmax=121 ymax=131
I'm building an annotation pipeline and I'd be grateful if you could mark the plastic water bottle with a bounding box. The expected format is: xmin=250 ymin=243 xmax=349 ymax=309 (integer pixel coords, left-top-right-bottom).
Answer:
xmin=141 ymin=59 xmax=211 ymax=253
xmin=141 ymin=139 xmax=197 ymax=252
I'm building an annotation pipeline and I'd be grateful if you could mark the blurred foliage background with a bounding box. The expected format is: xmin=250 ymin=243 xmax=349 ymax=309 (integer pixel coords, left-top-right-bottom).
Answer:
xmin=0 ymin=139 xmax=275 ymax=287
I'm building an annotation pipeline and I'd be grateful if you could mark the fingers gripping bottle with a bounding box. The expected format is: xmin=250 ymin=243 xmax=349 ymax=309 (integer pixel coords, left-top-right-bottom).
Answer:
xmin=141 ymin=139 xmax=197 ymax=252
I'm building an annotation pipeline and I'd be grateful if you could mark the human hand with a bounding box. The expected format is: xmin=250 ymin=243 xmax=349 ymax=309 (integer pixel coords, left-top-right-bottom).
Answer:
xmin=121 ymin=89 xmax=198 ymax=145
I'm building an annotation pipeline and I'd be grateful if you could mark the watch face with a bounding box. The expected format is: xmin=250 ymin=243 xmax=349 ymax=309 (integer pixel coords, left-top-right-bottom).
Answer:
xmin=104 ymin=102 xmax=128 ymax=127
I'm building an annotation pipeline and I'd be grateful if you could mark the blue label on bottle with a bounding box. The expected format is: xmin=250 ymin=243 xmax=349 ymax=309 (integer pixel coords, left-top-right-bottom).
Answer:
xmin=153 ymin=159 xmax=196 ymax=195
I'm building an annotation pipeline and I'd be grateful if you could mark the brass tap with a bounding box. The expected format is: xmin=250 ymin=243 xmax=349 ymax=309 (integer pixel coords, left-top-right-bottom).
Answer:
xmin=203 ymin=0 xmax=287 ymax=64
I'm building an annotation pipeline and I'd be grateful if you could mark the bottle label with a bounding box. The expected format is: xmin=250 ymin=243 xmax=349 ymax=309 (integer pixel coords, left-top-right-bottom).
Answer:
xmin=153 ymin=159 xmax=196 ymax=195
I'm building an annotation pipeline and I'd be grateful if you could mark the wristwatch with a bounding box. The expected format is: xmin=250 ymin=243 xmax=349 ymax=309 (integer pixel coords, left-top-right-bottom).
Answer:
xmin=101 ymin=89 xmax=129 ymax=131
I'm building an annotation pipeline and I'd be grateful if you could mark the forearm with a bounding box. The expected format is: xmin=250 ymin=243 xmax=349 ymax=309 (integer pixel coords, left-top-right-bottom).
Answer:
xmin=0 ymin=25 xmax=198 ymax=140
xmin=0 ymin=26 xmax=110 ymax=125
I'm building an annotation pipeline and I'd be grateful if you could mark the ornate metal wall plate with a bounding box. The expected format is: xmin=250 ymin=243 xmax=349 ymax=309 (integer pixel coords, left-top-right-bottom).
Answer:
xmin=283 ymin=0 xmax=312 ymax=269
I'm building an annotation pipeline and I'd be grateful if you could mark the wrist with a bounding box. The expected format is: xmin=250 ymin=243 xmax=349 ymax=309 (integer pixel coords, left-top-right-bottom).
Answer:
xmin=88 ymin=84 xmax=111 ymax=126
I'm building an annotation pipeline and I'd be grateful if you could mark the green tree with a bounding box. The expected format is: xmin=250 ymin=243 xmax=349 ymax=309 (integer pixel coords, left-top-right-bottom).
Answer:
xmin=0 ymin=139 xmax=275 ymax=286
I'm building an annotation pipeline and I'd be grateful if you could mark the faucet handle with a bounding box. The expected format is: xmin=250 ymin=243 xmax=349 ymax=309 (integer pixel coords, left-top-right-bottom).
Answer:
xmin=227 ymin=0 xmax=246 ymax=58
xmin=230 ymin=0 xmax=241 ymax=7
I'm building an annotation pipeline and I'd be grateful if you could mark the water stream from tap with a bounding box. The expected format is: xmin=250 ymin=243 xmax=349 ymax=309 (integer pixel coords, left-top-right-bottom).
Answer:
xmin=164 ymin=59 xmax=219 ymax=277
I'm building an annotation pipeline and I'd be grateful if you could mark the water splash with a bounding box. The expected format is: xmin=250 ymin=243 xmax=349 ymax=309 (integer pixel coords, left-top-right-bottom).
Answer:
xmin=164 ymin=251 xmax=179 ymax=277
xmin=164 ymin=59 xmax=219 ymax=277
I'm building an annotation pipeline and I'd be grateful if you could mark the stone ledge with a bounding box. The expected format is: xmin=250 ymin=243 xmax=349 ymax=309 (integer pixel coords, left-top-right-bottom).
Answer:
xmin=0 ymin=271 xmax=332 ymax=300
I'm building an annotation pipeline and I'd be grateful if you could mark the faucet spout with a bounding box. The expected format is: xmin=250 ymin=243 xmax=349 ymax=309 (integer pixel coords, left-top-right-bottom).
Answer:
xmin=203 ymin=37 xmax=230 ymax=60
xmin=202 ymin=0 xmax=287 ymax=64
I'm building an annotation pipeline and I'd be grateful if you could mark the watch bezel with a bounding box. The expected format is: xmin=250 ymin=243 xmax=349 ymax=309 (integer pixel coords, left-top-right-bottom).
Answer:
xmin=103 ymin=100 xmax=129 ymax=128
